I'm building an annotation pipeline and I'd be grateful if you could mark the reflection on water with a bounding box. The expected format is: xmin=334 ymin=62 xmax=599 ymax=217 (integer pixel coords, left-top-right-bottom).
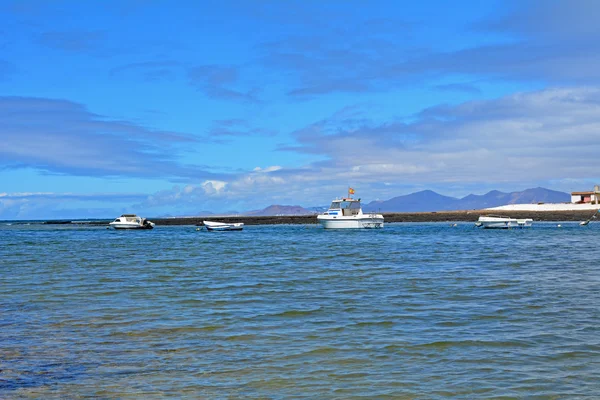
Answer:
xmin=1 ymin=222 xmax=599 ymax=397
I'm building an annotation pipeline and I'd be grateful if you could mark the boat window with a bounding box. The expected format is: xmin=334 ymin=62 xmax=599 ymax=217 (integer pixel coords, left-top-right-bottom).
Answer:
xmin=329 ymin=202 xmax=341 ymax=209
xmin=340 ymin=201 xmax=361 ymax=209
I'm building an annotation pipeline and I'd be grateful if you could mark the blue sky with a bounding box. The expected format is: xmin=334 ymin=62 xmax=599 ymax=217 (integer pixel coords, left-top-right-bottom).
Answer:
xmin=1 ymin=0 xmax=600 ymax=219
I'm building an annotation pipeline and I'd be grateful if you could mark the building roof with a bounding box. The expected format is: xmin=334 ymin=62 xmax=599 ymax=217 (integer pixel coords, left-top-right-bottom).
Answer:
xmin=571 ymin=191 xmax=596 ymax=195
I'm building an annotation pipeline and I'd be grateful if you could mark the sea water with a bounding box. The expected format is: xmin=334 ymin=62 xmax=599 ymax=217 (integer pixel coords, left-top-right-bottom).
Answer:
xmin=1 ymin=222 xmax=599 ymax=398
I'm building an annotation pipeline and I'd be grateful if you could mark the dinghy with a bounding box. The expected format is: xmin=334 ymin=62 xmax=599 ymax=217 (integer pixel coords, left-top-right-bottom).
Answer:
xmin=203 ymin=221 xmax=244 ymax=231
xmin=580 ymin=209 xmax=599 ymax=226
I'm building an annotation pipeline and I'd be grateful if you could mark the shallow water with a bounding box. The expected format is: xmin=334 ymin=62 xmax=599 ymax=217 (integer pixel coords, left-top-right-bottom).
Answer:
xmin=1 ymin=222 xmax=599 ymax=398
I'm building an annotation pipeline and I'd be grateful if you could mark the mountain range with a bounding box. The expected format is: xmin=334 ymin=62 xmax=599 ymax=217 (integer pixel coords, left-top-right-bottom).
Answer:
xmin=363 ymin=187 xmax=570 ymax=212
xmin=243 ymin=187 xmax=570 ymax=215
xmin=245 ymin=205 xmax=317 ymax=216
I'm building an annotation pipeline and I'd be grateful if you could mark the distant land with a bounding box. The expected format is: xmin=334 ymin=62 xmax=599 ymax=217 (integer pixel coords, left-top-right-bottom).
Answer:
xmin=241 ymin=187 xmax=570 ymax=216
xmin=362 ymin=187 xmax=570 ymax=213
xmin=153 ymin=187 xmax=572 ymax=218
xmin=34 ymin=187 xmax=594 ymax=225
xmin=245 ymin=205 xmax=315 ymax=216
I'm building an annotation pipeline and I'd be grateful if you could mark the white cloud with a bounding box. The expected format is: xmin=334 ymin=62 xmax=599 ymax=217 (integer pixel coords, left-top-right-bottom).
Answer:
xmin=283 ymin=87 xmax=600 ymax=191
xmin=253 ymin=165 xmax=282 ymax=172
xmin=5 ymin=87 xmax=600 ymax=218
xmin=202 ymin=180 xmax=227 ymax=195
xmin=0 ymin=191 xmax=148 ymax=220
xmin=0 ymin=192 xmax=55 ymax=197
xmin=0 ymin=96 xmax=225 ymax=181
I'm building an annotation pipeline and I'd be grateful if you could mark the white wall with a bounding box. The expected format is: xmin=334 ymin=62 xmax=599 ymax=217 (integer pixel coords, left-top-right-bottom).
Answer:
xmin=570 ymin=193 xmax=599 ymax=203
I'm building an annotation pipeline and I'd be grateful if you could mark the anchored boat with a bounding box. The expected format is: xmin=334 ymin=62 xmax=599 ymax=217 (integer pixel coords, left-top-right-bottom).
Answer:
xmin=109 ymin=214 xmax=155 ymax=229
xmin=476 ymin=215 xmax=533 ymax=229
xmin=317 ymin=190 xmax=383 ymax=229
xmin=203 ymin=221 xmax=244 ymax=231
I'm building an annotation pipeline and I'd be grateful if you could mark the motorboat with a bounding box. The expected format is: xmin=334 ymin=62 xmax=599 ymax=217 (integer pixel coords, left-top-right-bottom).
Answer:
xmin=317 ymin=193 xmax=384 ymax=229
xmin=476 ymin=215 xmax=533 ymax=229
xmin=203 ymin=220 xmax=244 ymax=231
xmin=109 ymin=214 xmax=155 ymax=229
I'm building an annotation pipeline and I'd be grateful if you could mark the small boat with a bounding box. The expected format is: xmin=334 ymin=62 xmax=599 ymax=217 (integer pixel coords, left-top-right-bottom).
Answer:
xmin=203 ymin=220 xmax=244 ymax=231
xmin=317 ymin=190 xmax=384 ymax=229
xmin=109 ymin=214 xmax=155 ymax=229
xmin=476 ymin=215 xmax=533 ymax=229
xmin=580 ymin=209 xmax=599 ymax=226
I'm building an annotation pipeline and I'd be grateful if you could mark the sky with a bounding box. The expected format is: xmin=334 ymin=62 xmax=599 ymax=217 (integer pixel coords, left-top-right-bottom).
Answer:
xmin=1 ymin=0 xmax=600 ymax=219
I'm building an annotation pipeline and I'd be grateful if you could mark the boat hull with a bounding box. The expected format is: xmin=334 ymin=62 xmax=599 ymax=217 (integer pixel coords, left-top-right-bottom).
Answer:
xmin=109 ymin=214 xmax=155 ymax=229
xmin=203 ymin=221 xmax=244 ymax=231
xmin=317 ymin=216 xmax=384 ymax=229
xmin=478 ymin=217 xmax=532 ymax=229
xmin=205 ymin=226 xmax=243 ymax=231
xmin=109 ymin=223 xmax=154 ymax=229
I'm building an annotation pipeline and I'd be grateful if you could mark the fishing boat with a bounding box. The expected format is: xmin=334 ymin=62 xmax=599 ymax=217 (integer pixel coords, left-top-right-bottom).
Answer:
xmin=476 ymin=215 xmax=533 ymax=229
xmin=317 ymin=189 xmax=384 ymax=229
xmin=109 ymin=214 xmax=155 ymax=229
xmin=203 ymin=220 xmax=244 ymax=231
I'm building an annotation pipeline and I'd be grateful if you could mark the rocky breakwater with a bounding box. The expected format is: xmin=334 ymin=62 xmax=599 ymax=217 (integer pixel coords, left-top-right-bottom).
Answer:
xmin=151 ymin=209 xmax=598 ymax=226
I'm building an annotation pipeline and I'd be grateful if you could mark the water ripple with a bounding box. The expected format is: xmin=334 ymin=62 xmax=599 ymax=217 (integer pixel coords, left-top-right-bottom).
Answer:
xmin=1 ymin=222 xmax=599 ymax=397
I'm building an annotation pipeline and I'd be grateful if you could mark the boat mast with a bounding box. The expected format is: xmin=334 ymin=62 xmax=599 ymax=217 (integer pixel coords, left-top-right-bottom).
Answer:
xmin=348 ymin=187 xmax=355 ymax=199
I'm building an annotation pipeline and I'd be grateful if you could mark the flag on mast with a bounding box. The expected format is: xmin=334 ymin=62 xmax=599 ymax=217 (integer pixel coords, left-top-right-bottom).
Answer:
xmin=348 ymin=187 xmax=355 ymax=196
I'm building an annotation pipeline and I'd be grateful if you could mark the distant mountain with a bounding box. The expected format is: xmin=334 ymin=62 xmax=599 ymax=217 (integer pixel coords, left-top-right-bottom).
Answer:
xmin=457 ymin=187 xmax=570 ymax=210
xmin=195 ymin=210 xmax=214 ymax=216
xmin=157 ymin=211 xmax=215 ymax=218
xmin=246 ymin=205 xmax=316 ymax=216
xmin=363 ymin=187 xmax=570 ymax=212
xmin=364 ymin=190 xmax=460 ymax=212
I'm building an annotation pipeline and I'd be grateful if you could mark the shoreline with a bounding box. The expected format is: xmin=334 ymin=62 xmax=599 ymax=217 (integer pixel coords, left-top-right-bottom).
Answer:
xmin=32 ymin=209 xmax=599 ymax=226
xmin=152 ymin=209 xmax=599 ymax=226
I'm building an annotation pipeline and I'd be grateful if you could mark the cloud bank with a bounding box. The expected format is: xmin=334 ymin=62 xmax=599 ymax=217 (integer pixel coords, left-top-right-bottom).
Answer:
xmin=0 ymin=96 xmax=227 ymax=181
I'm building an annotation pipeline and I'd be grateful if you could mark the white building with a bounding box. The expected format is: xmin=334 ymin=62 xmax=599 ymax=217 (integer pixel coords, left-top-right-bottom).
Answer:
xmin=571 ymin=185 xmax=600 ymax=204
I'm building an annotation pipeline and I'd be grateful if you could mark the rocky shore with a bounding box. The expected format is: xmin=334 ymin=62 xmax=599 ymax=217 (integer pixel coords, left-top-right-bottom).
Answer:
xmin=152 ymin=209 xmax=598 ymax=226
xmin=39 ymin=209 xmax=598 ymax=226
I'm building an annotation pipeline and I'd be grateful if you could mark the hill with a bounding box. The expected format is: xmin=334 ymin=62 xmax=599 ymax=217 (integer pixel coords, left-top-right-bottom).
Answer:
xmin=363 ymin=187 xmax=570 ymax=212
xmin=245 ymin=205 xmax=316 ymax=216
xmin=364 ymin=190 xmax=460 ymax=212
xmin=457 ymin=187 xmax=569 ymax=210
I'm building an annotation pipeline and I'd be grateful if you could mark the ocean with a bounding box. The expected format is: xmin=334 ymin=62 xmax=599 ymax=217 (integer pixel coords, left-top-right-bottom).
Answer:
xmin=1 ymin=222 xmax=599 ymax=398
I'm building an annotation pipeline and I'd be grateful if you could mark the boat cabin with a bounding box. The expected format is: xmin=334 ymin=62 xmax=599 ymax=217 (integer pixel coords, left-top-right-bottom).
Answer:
xmin=327 ymin=198 xmax=362 ymax=216
xmin=114 ymin=214 xmax=142 ymax=223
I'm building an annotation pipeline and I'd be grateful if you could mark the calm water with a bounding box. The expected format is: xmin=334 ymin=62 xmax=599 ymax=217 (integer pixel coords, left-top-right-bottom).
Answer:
xmin=1 ymin=222 xmax=599 ymax=398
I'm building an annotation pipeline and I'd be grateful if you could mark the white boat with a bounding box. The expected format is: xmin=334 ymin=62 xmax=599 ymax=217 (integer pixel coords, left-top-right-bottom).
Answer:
xmin=317 ymin=194 xmax=384 ymax=229
xmin=109 ymin=214 xmax=155 ymax=229
xmin=203 ymin=220 xmax=244 ymax=231
xmin=476 ymin=215 xmax=533 ymax=229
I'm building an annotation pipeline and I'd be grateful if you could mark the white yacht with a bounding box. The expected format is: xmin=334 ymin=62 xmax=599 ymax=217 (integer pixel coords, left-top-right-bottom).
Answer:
xmin=317 ymin=195 xmax=384 ymax=229
xmin=476 ymin=215 xmax=533 ymax=229
xmin=109 ymin=214 xmax=155 ymax=229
